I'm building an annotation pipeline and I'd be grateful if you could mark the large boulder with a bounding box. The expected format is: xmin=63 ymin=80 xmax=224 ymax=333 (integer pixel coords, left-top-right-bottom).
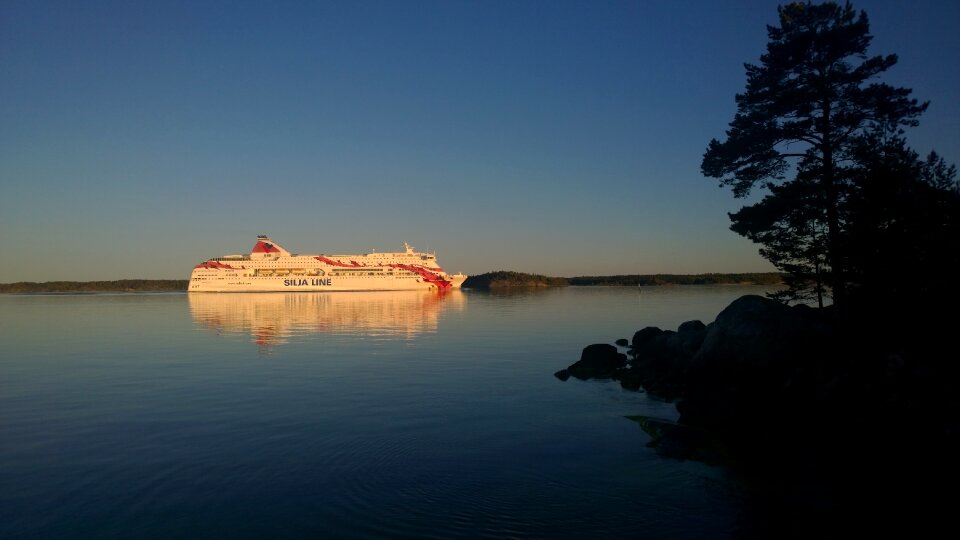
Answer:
xmin=631 ymin=326 xmax=664 ymax=350
xmin=690 ymin=296 xmax=814 ymax=372
xmin=677 ymin=295 xmax=837 ymax=437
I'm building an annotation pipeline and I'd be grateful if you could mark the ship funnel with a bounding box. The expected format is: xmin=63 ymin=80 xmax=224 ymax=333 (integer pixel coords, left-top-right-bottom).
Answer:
xmin=251 ymin=236 xmax=291 ymax=257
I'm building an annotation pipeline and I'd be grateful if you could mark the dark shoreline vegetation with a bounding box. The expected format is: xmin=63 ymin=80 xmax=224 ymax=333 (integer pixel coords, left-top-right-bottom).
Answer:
xmin=0 ymin=280 xmax=189 ymax=293
xmin=556 ymin=2 xmax=960 ymax=536
xmin=0 ymin=273 xmax=782 ymax=293
xmin=462 ymin=271 xmax=783 ymax=289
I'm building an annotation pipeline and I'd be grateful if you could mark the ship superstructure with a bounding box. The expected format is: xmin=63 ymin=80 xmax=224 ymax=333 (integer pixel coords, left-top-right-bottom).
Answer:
xmin=189 ymin=236 xmax=467 ymax=292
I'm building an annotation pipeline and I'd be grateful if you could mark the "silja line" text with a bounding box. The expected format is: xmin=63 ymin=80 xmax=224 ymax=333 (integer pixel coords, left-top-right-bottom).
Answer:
xmin=284 ymin=279 xmax=332 ymax=286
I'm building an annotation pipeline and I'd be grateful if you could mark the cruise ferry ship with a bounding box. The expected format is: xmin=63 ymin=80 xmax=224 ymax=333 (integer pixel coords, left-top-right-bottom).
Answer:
xmin=189 ymin=236 xmax=467 ymax=292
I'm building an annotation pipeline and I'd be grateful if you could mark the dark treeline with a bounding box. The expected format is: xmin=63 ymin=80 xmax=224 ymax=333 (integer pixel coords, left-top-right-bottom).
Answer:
xmin=463 ymin=271 xmax=782 ymax=289
xmin=569 ymin=272 xmax=782 ymax=286
xmin=0 ymin=280 xmax=189 ymax=293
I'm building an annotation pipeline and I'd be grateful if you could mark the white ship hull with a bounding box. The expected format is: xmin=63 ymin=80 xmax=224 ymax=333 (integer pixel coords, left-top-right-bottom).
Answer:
xmin=189 ymin=236 xmax=467 ymax=293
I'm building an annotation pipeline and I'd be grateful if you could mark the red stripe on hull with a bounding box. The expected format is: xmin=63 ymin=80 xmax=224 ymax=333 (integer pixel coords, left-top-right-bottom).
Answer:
xmin=388 ymin=264 xmax=452 ymax=289
xmin=315 ymin=256 xmax=364 ymax=267
xmin=194 ymin=261 xmax=239 ymax=270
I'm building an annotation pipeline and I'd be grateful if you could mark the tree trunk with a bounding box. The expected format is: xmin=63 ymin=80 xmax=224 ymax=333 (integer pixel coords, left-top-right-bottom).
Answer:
xmin=821 ymin=99 xmax=845 ymax=310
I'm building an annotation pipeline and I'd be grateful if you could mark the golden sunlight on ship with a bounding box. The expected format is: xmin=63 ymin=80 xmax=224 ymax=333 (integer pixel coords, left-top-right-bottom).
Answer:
xmin=188 ymin=290 xmax=465 ymax=351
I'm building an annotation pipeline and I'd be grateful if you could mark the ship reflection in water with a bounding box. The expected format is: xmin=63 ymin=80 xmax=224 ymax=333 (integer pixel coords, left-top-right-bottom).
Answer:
xmin=189 ymin=290 xmax=465 ymax=350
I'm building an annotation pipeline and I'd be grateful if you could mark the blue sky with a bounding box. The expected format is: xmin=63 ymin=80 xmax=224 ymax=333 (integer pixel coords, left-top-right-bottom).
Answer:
xmin=2 ymin=0 xmax=958 ymax=281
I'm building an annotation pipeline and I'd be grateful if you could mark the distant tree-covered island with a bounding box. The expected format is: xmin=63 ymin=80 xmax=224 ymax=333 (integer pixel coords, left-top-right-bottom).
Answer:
xmin=461 ymin=271 xmax=569 ymax=290
xmin=568 ymin=272 xmax=782 ymax=286
xmin=461 ymin=271 xmax=781 ymax=289
xmin=0 ymin=280 xmax=189 ymax=293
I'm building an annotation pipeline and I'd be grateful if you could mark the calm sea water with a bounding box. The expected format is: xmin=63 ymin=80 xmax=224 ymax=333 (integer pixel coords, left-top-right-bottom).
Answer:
xmin=1 ymin=286 xmax=776 ymax=539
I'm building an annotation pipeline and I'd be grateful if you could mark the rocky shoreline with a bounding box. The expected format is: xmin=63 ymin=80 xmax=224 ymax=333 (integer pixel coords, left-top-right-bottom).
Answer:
xmin=557 ymin=294 xmax=959 ymax=535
